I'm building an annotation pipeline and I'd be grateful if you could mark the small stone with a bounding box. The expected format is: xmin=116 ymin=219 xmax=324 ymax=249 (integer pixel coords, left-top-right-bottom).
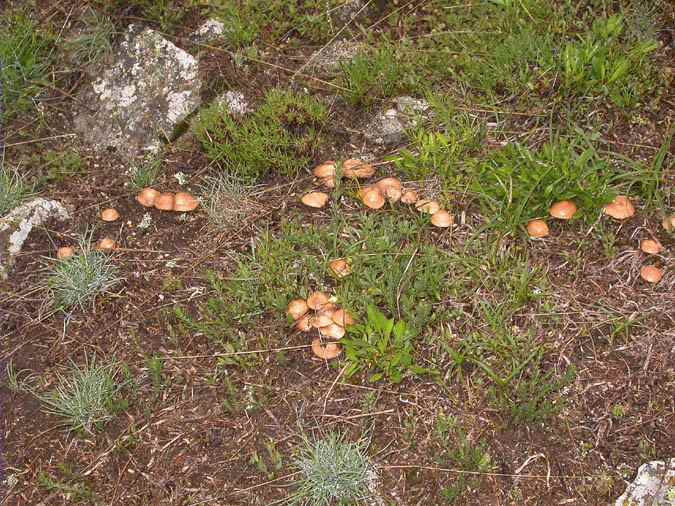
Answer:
xmin=214 ymin=90 xmax=249 ymax=117
xmin=615 ymin=459 xmax=675 ymax=506
xmin=309 ymin=40 xmax=363 ymax=74
xmin=191 ymin=19 xmax=225 ymax=43
xmin=363 ymin=96 xmax=432 ymax=146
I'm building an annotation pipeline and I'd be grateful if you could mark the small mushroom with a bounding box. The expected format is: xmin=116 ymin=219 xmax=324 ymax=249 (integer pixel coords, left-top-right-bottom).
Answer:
xmin=549 ymin=200 xmax=577 ymax=220
xmin=311 ymin=337 xmax=342 ymax=360
xmin=361 ymin=187 xmax=385 ymax=209
xmin=640 ymin=265 xmax=663 ymax=284
xmin=400 ymin=190 xmax=419 ymax=204
xmin=136 ymin=188 xmax=160 ymax=208
xmin=640 ymin=239 xmax=663 ymax=255
xmin=313 ymin=161 xmax=336 ymax=178
xmin=662 ymin=215 xmax=675 ymax=232
xmin=301 ymin=192 xmax=329 ymax=209
xmin=320 ymin=323 xmax=346 ymax=340
xmin=332 ymin=309 xmax=354 ymax=327
xmin=603 ymin=195 xmax=635 ymax=220
xmin=321 ymin=176 xmax=336 ymax=189
xmin=296 ymin=314 xmax=312 ymax=332
xmin=375 ymin=177 xmax=402 ymax=202
xmin=527 ymin=219 xmax=549 ymax=238
xmin=173 ymin=192 xmax=199 ymax=212
xmin=416 ymin=199 xmax=440 ymax=215
xmin=56 ymin=246 xmax=75 ymax=260
xmin=431 ymin=210 xmax=453 ymax=228
xmin=307 ymin=291 xmax=330 ymax=310
xmin=154 ymin=192 xmax=175 ymax=211
xmin=287 ymin=299 xmax=309 ymax=320
xmin=101 ymin=208 xmax=120 ymax=222
xmin=311 ymin=313 xmax=334 ymax=328
xmin=96 ymin=238 xmax=116 ymax=251
xmin=329 ymin=258 xmax=351 ymax=278
xmin=342 ymin=159 xmax=375 ymax=179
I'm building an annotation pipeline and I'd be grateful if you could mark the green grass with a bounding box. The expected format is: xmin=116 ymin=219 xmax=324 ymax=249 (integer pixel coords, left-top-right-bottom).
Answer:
xmin=200 ymin=173 xmax=257 ymax=230
xmin=194 ymin=89 xmax=327 ymax=182
xmin=0 ymin=13 xmax=52 ymax=120
xmin=64 ymin=7 xmax=114 ymax=67
xmin=290 ymin=432 xmax=375 ymax=505
xmin=0 ymin=164 xmax=33 ymax=216
xmin=129 ymin=156 xmax=161 ymax=191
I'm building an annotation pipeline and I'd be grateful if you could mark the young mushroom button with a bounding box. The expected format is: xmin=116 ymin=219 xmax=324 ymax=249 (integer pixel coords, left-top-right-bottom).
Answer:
xmin=549 ymin=200 xmax=577 ymax=220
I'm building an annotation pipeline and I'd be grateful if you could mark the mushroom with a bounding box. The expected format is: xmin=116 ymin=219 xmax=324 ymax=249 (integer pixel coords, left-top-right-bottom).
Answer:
xmin=320 ymin=323 xmax=346 ymax=340
xmin=56 ymin=246 xmax=75 ymax=260
xmin=321 ymin=176 xmax=336 ymax=189
xmin=526 ymin=219 xmax=549 ymax=238
xmin=329 ymin=258 xmax=351 ymax=278
xmin=307 ymin=291 xmax=330 ymax=310
xmin=640 ymin=239 xmax=663 ymax=255
xmin=431 ymin=210 xmax=453 ymax=228
xmin=332 ymin=309 xmax=354 ymax=327
xmin=361 ymin=186 xmax=386 ymax=209
xmin=96 ymin=238 xmax=116 ymax=251
xmin=311 ymin=313 xmax=334 ymax=328
xmin=603 ymin=195 xmax=635 ymax=220
xmin=173 ymin=192 xmax=199 ymax=212
xmin=101 ymin=208 xmax=120 ymax=222
xmin=640 ymin=265 xmax=663 ymax=284
xmin=342 ymin=159 xmax=375 ymax=179
xmin=375 ymin=177 xmax=402 ymax=202
xmin=136 ymin=188 xmax=160 ymax=208
xmin=661 ymin=215 xmax=675 ymax=232
xmin=416 ymin=199 xmax=440 ymax=215
xmin=311 ymin=337 xmax=342 ymax=360
xmin=313 ymin=161 xmax=336 ymax=178
xmin=287 ymin=299 xmax=309 ymax=320
xmin=296 ymin=314 xmax=312 ymax=332
xmin=549 ymin=200 xmax=577 ymax=220
xmin=154 ymin=192 xmax=175 ymax=211
xmin=301 ymin=192 xmax=329 ymax=209
xmin=400 ymin=190 xmax=419 ymax=204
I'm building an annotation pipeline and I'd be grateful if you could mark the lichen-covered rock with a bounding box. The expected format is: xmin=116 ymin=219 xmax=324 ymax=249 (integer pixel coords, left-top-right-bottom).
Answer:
xmin=309 ymin=40 xmax=363 ymax=74
xmin=363 ymin=96 xmax=431 ymax=146
xmin=615 ymin=459 xmax=675 ymax=506
xmin=214 ymin=90 xmax=249 ymax=117
xmin=75 ymin=25 xmax=201 ymax=158
xmin=191 ymin=19 xmax=225 ymax=43
xmin=0 ymin=198 xmax=70 ymax=279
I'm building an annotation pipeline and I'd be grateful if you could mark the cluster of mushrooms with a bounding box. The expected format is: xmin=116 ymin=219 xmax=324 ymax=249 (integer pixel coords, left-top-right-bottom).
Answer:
xmin=301 ymin=160 xmax=453 ymax=228
xmin=529 ymin=196 xmax=669 ymax=284
xmin=287 ymin=291 xmax=355 ymax=360
xmin=136 ymin=188 xmax=199 ymax=212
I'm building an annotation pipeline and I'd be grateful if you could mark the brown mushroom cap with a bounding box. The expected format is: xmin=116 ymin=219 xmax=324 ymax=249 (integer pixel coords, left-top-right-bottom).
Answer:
xmin=401 ymin=190 xmax=419 ymax=204
xmin=136 ymin=188 xmax=160 ymax=207
xmin=101 ymin=208 xmax=120 ymax=222
xmin=313 ymin=161 xmax=336 ymax=178
xmin=296 ymin=314 xmax=312 ymax=332
xmin=549 ymin=200 xmax=577 ymax=220
xmin=96 ymin=238 xmax=116 ymax=251
xmin=321 ymin=176 xmax=336 ymax=189
xmin=361 ymin=187 xmax=385 ymax=209
xmin=320 ymin=323 xmax=346 ymax=340
xmin=301 ymin=192 xmax=329 ymax=209
xmin=603 ymin=195 xmax=635 ymax=220
xmin=287 ymin=299 xmax=309 ymax=320
xmin=173 ymin=192 xmax=199 ymax=212
xmin=662 ymin=215 xmax=675 ymax=232
xmin=526 ymin=219 xmax=549 ymax=238
xmin=56 ymin=246 xmax=75 ymax=260
xmin=312 ymin=313 xmax=334 ymax=328
xmin=154 ymin=192 xmax=175 ymax=211
xmin=311 ymin=338 xmax=342 ymax=360
xmin=307 ymin=291 xmax=330 ymax=310
xmin=640 ymin=265 xmax=663 ymax=284
xmin=329 ymin=258 xmax=351 ymax=278
xmin=431 ymin=210 xmax=453 ymax=228
xmin=640 ymin=239 xmax=663 ymax=255
xmin=342 ymin=159 xmax=375 ymax=179
xmin=375 ymin=177 xmax=402 ymax=193
xmin=383 ymin=186 xmax=402 ymax=203
xmin=332 ymin=309 xmax=354 ymax=327
xmin=416 ymin=199 xmax=440 ymax=215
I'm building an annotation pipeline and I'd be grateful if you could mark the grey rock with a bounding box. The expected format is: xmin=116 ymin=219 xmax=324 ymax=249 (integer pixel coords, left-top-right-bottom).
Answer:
xmin=363 ymin=96 xmax=431 ymax=146
xmin=214 ymin=90 xmax=249 ymax=117
xmin=0 ymin=198 xmax=70 ymax=279
xmin=75 ymin=25 xmax=201 ymax=159
xmin=615 ymin=458 xmax=675 ymax=506
xmin=332 ymin=0 xmax=372 ymax=24
xmin=192 ymin=19 xmax=225 ymax=43
xmin=309 ymin=40 xmax=363 ymax=74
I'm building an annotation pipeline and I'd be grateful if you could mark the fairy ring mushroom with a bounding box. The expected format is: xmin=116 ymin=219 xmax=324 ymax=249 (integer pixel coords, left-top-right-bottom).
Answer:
xmin=136 ymin=188 xmax=160 ymax=208
xmin=154 ymin=192 xmax=175 ymax=211
xmin=56 ymin=246 xmax=75 ymax=260
xmin=313 ymin=161 xmax=337 ymax=178
xmin=173 ymin=192 xmax=199 ymax=212
xmin=361 ymin=186 xmax=385 ymax=210
xmin=549 ymin=200 xmax=577 ymax=220
xmin=307 ymin=291 xmax=330 ymax=310
xmin=329 ymin=258 xmax=351 ymax=278
xmin=640 ymin=239 xmax=663 ymax=255
xmin=320 ymin=323 xmax=346 ymax=340
xmin=287 ymin=299 xmax=309 ymax=320
xmin=301 ymin=192 xmax=329 ymax=209
xmin=342 ymin=159 xmax=375 ymax=179
xmin=96 ymin=238 xmax=116 ymax=251
xmin=101 ymin=208 xmax=120 ymax=222
xmin=296 ymin=314 xmax=312 ymax=332
xmin=431 ymin=210 xmax=453 ymax=228
xmin=526 ymin=219 xmax=549 ymax=238
xmin=332 ymin=309 xmax=354 ymax=327
xmin=400 ymin=190 xmax=419 ymax=205
xmin=603 ymin=195 xmax=635 ymax=220
xmin=416 ymin=199 xmax=440 ymax=215
xmin=640 ymin=265 xmax=662 ymax=284
xmin=311 ymin=338 xmax=342 ymax=360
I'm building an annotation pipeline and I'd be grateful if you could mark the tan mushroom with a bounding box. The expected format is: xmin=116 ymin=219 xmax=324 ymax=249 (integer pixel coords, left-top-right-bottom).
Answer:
xmin=96 ymin=238 xmax=116 ymax=251
xmin=173 ymin=192 xmax=199 ymax=212
xmin=332 ymin=309 xmax=354 ymax=327
xmin=301 ymin=192 xmax=329 ymax=209
xmin=361 ymin=186 xmax=386 ymax=209
xmin=307 ymin=291 xmax=330 ymax=310
xmin=312 ymin=313 xmax=334 ymax=328
xmin=101 ymin=208 xmax=120 ymax=222
xmin=661 ymin=215 xmax=675 ymax=232
xmin=136 ymin=188 xmax=160 ymax=208
xmin=603 ymin=195 xmax=635 ymax=220
xmin=320 ymin=323 xmax=346 ymax=340
xmin=311 ymin=337 xmax=342 ymax=360
xmin=56 ymin=246 xmax=75 ymax=260
xmin=549 ymin=200 xmax=577 ymax=220
xmin=342 ymin=159 xmax=375 ymax=179
xmin=640 ymin=265 xmax=663 ymax=284
xmin=154 ymin=192 xmax=175 ymax=211
xmin=526 ymin=219 xmax=549 ymax=238
xmin=313 ymin=161 xmax=336 ymax=178
xmin=321 ymin=176 xmax=336 ymax=189
xmin=416 ymin=199 xmax=440 ymax=215
xmin=640 ymin=239 xmax=663 ymax=255
xmin=296 ymin=314 xmax=312 ymax=332
xmin=329 ymin=258 xmax=351 ymax=278
xmin=287 ymin=299 xmax=309 ymax=320
xmin=375 ymin=177 xmax=402 ymax=202
xmin=400 ymin=190 xmax=419 ymax=204
xmin=431 ymin=210 xmax=453 ymax=228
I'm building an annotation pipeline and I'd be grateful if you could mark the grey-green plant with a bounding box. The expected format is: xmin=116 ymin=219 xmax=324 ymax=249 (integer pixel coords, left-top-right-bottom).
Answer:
xmin=201 ymin=173 xmax=257 ymax=229
xmin=129 ymin=156 xmax=161 ymax=190
xmin=0 ymin=164 xmax=32 ymax=216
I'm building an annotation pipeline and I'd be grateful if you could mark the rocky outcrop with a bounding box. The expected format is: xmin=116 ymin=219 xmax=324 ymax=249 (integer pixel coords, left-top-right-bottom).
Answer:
xmin=615 ymin=459 xmax=675 ymax=506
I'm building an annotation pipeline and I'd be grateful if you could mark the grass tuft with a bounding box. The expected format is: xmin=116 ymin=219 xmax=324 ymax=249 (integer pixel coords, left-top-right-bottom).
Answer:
xmin=201 ymin=173 xmax=258 ymax=230
xmin=64 ymin=7 xmax=115 ymax=67
xmin=0 ymin=163 xmax=33 ymax=216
